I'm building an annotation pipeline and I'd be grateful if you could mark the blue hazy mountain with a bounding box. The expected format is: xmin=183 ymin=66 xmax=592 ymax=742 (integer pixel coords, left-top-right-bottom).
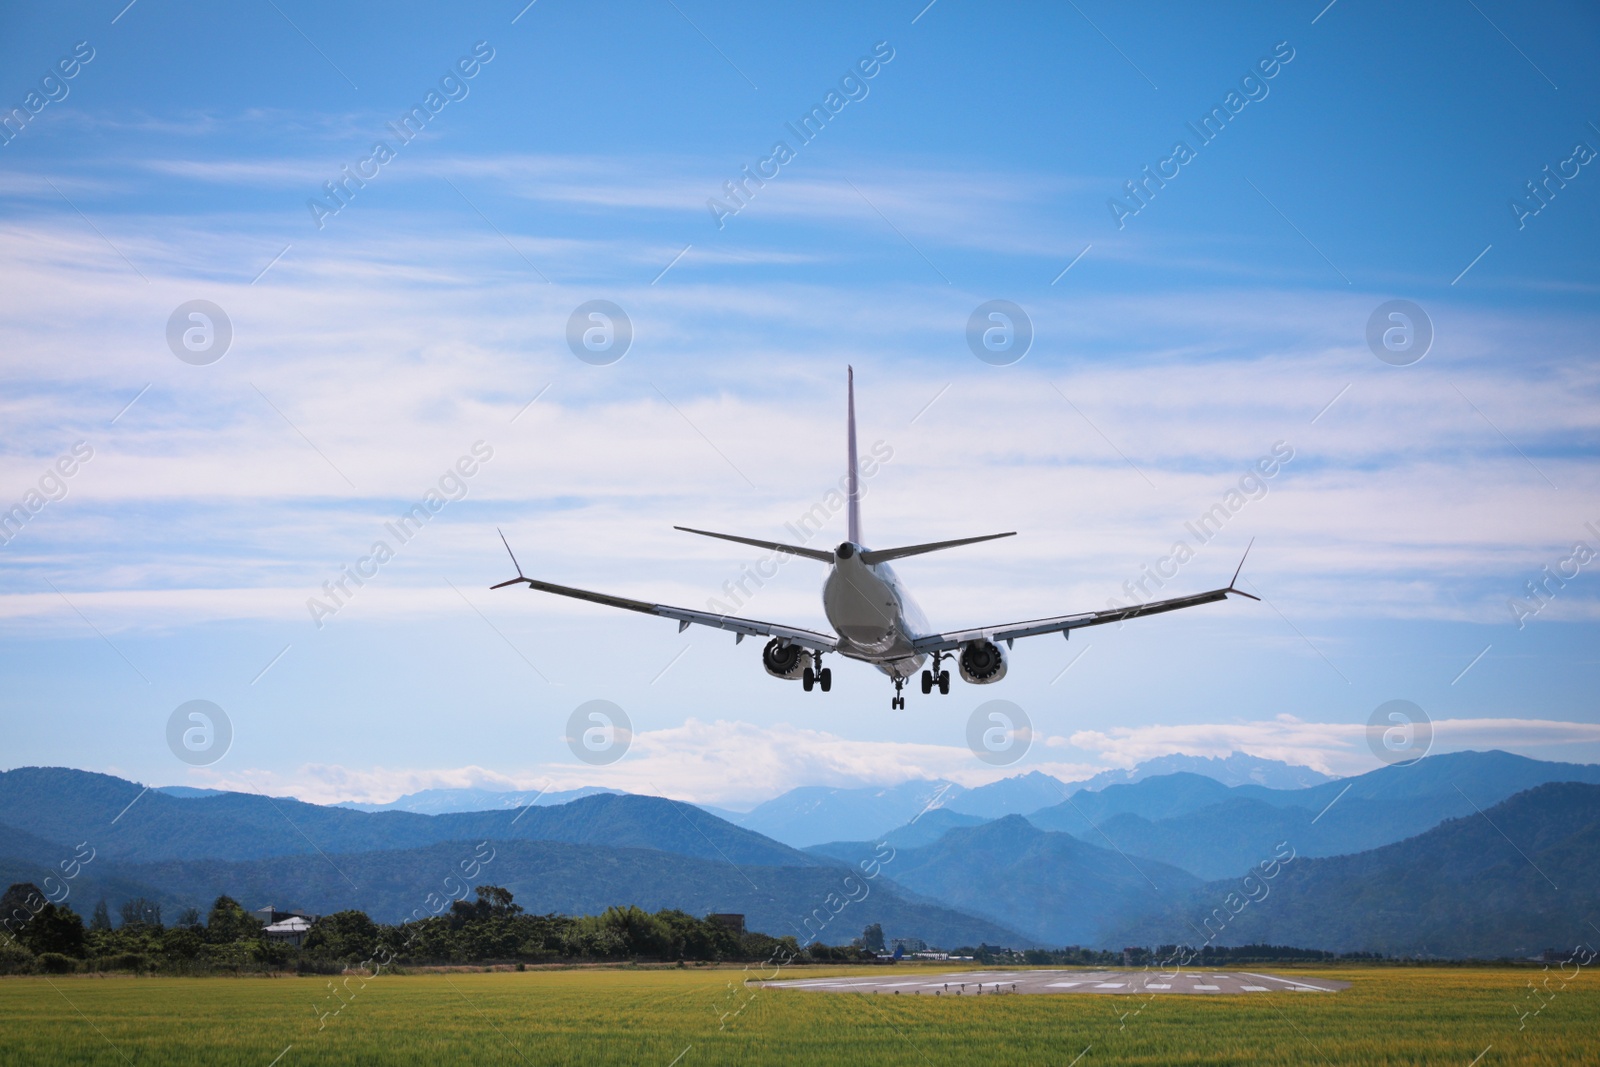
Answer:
xmin=1073 ymin=753 xmax=1335 ymax=791
xmin=1029 ymin=751 xmax=1600 ymax=879
xmin=721 ymin=779 xmax=964 ymax=848
xmin=941 ymin=771 xmax=1073 ymax=818
xmin=805 ymin=808 xmax=991 ymax=863
xmin=718 ymin=754 xmax=1336 ymax=847
xmin=877 ymin=815 xmax=1202 ymax=947
xmin=1104 ymin=782 xmax=1600 ymax=958
xmin=333 ymin=785 xmax=622 ymax=815
xmin=0 ymin=768 xmax=816 ymax=869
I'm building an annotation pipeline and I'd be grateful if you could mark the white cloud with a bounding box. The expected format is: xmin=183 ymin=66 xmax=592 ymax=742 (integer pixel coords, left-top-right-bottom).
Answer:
xmin=1065 ymin=716 xmax=1600 ymax=776
xmin=180 ymin=716 xmax=1600 ymax=806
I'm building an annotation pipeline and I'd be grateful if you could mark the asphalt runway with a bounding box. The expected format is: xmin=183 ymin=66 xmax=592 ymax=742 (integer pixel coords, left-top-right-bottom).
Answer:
xmin=764 ymin=969 xmax=1352 ymax=996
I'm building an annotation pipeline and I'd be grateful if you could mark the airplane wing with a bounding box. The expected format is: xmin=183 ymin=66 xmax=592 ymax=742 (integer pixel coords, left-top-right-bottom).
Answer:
xmin=490 ymin=532 xmax=837 ymax=652
xmin=910 ymin=544 xmax=1259 ymax=654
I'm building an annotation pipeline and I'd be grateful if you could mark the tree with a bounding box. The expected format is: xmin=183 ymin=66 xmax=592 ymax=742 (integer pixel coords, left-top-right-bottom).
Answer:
xmin=175 ymin=907 xmax=202 ymax=930
xmin=449 ymin=885 xmax=523 ymax=926
xmin=89 ymin=900 xmax=112 ymax=932
xmin=858 ymin=923 xmax=885 ymax=953
xmin=305 ymin=911 xmax=379 ymax=961
xmin=205 ymin=896 xmax=262 ymax=943
xmin=1 ymin=883 xmax=45 ymax=942
xmin=18 ymin=903 xmax=85 ymax=958
xmin=119 ymin=898 xmax=162 ymax=931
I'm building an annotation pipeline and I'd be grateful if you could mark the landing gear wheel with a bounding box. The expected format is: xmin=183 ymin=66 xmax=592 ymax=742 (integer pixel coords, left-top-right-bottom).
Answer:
xmin=938 ymin=670 xmax=950 ymax=695
xmin=921 ymin=670 xmax=934 ymax=695
xmin=893 ymin=696 xmax=905 ymax=710
xmin=818 ymin=668 xmax=832 ymax=692
xmin=802 ymin=667 xmax=816 ymax=692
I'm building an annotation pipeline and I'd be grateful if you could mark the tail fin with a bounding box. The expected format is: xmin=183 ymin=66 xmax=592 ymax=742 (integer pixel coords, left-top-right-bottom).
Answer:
xmin=847 ymin=366 xmax=861 ymax=545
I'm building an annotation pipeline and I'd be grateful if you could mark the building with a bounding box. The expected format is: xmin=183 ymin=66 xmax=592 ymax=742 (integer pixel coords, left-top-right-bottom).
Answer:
xmin=263 ymin=916 xmax=314 ymax=947
xmin=252 ymin=905 xmax=318 ymax=926
xmin=707 ymin=913 xmax=746 ymax=936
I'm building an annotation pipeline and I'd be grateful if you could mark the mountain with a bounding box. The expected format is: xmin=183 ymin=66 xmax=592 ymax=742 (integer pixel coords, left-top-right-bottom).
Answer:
xmin=879 ymin=816 xmax=1201 ymax=947
xmin=1027 ymin=772 xmax=1238 ymax=834
xmin=0 ymin=837 xmax=1029 ymax=949
xmin=1027 ymin=752 xmax=1600 ymax=880
xmin=335 ymin=785 xmax=621 ymax=815
xmin=1105 ymin=783 xmax=1600 ymax=958
xmin=0 ymin=768 xmax=818 ymax=868
xmin=717 ymin=755 xmax=1332 ymax=848
xmin=1074 ymin=753 xmax=1334 ymax=791
xmin=942 ymin=771 xmax=1070 ymax=818
xmin=725 ymin=780 xmax=962 ymax=848
xmin=805 ymin=808 xmax=991 ymax=864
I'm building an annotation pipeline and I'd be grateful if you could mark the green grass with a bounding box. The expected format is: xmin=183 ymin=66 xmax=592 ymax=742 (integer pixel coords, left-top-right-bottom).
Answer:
xmin=0 ymin=964 xmax=1592 ymax=1065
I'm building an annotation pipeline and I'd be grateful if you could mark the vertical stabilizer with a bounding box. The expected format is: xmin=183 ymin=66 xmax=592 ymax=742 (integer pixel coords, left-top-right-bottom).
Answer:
xmin=846 ymin=366 xmax=861 ymax=545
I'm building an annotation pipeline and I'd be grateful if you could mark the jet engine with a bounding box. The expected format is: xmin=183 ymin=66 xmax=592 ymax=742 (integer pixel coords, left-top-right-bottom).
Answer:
xmin=762 ymin=638 xmax=809 ymax=681
xmin=959 ymin=639 xmax=1008 ymax=684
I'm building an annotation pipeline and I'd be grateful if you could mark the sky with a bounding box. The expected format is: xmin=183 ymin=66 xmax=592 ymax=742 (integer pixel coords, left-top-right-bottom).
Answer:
xmin=2 ymin=0 xmax=1598 ymax=807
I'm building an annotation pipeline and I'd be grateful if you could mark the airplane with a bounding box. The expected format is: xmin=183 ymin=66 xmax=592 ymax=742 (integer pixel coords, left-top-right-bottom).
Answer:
xmin=493 ymin=367 xmax=1257 ymax=709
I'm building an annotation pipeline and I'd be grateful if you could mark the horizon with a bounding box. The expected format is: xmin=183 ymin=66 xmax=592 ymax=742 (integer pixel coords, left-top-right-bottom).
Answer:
xmin=9 ymin=745 xmax=1591 ymax=812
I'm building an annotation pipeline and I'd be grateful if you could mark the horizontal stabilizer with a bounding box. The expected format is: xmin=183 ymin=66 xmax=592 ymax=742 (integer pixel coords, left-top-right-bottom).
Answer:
xmin=860 ymin=532 xmax=1016 ymax=565
xmin=673 ymin=526 xmax=834 ymax=563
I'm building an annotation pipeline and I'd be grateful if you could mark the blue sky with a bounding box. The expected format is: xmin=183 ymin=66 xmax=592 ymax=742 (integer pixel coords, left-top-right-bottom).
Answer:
xmin=2 ymin=0 xmax=1598 ymax=805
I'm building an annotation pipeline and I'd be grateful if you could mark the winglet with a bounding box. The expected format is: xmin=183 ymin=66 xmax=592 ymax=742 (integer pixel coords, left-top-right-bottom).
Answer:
xmin=491 ymin=528 xmax=530 ymax=589
xmin=1227 ymin=538 xmax=1260 ymax=600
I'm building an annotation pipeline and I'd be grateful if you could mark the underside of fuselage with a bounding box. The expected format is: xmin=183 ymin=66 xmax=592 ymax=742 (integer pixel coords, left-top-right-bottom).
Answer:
xmin=821 ymin=544 xmax=928 ymax=680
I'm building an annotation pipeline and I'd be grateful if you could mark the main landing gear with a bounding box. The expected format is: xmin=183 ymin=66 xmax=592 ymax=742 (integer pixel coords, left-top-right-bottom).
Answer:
xmin=919 ymin=651 xmax=952 ymax=696
xmin=802 ymin=650 xmax=832 ymax=693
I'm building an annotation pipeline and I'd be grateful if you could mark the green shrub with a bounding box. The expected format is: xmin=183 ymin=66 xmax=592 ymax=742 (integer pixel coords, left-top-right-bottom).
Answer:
xmin=35 ymin=952 xmax=76 ymax=974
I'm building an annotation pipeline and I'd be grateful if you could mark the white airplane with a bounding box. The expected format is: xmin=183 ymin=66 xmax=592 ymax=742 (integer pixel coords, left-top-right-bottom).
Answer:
xmin=494 ymin=368 xmax=1256 ymax=708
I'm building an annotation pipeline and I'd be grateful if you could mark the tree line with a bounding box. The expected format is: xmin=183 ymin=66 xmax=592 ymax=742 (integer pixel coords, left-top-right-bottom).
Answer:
xmin=0 ymin=882 xmax=884 ymax=975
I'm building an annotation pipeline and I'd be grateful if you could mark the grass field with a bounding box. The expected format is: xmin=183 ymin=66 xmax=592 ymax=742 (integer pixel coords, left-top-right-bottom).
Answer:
xmin=0 ymin=964 xmax=1592 ymax=1066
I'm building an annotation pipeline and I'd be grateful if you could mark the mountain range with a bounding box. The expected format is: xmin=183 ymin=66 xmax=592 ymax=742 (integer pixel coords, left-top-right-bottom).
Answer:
xmin=261 ymin=752 xmax=1329 ymax=848
xmin=4 ymin=750 xmax=1596 ymax=957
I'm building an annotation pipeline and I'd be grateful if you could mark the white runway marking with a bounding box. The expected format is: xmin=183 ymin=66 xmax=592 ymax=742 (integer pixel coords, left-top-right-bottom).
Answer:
xmin=763 ymin=969 xmax=1351 ymax=997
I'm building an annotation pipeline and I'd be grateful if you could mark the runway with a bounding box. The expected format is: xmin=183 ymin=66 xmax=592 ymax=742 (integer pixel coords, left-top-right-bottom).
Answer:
xmin=762 ymin=969 xmax=1352 ymax=996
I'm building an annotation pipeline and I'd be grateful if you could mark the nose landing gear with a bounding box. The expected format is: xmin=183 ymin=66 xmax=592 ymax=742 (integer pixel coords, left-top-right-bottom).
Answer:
xmin=891 ymin=677 xmax=905 ymax=710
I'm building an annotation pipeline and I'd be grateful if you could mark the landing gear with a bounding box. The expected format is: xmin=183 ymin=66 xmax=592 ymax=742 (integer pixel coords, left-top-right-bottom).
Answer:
xmin=938 ymin=670 xmax=950 ymax=695
xmin=921 ymin=653 xmax=952 ymax=696
xmin=803 ymin=652 xmax=832 ymax=694
xmin=891 ymin=677 xmax=905 ymax=710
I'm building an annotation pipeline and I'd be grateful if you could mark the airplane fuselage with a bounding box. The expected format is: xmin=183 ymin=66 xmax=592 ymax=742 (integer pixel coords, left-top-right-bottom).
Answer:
xmin=820 ymin=542 xmax=929 ymax=680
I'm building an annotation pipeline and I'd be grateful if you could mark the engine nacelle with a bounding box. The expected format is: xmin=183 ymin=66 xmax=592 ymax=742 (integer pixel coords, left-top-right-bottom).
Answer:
xmin=762 ymin=638 xmax=809 ymax=681
xmin=959 ymin=639 xmax=1008 ymax=684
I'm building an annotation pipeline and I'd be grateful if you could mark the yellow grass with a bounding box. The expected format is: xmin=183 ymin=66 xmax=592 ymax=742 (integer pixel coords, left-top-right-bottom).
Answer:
xmin=0 ymin=964 xmax=1592 ymax=1065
